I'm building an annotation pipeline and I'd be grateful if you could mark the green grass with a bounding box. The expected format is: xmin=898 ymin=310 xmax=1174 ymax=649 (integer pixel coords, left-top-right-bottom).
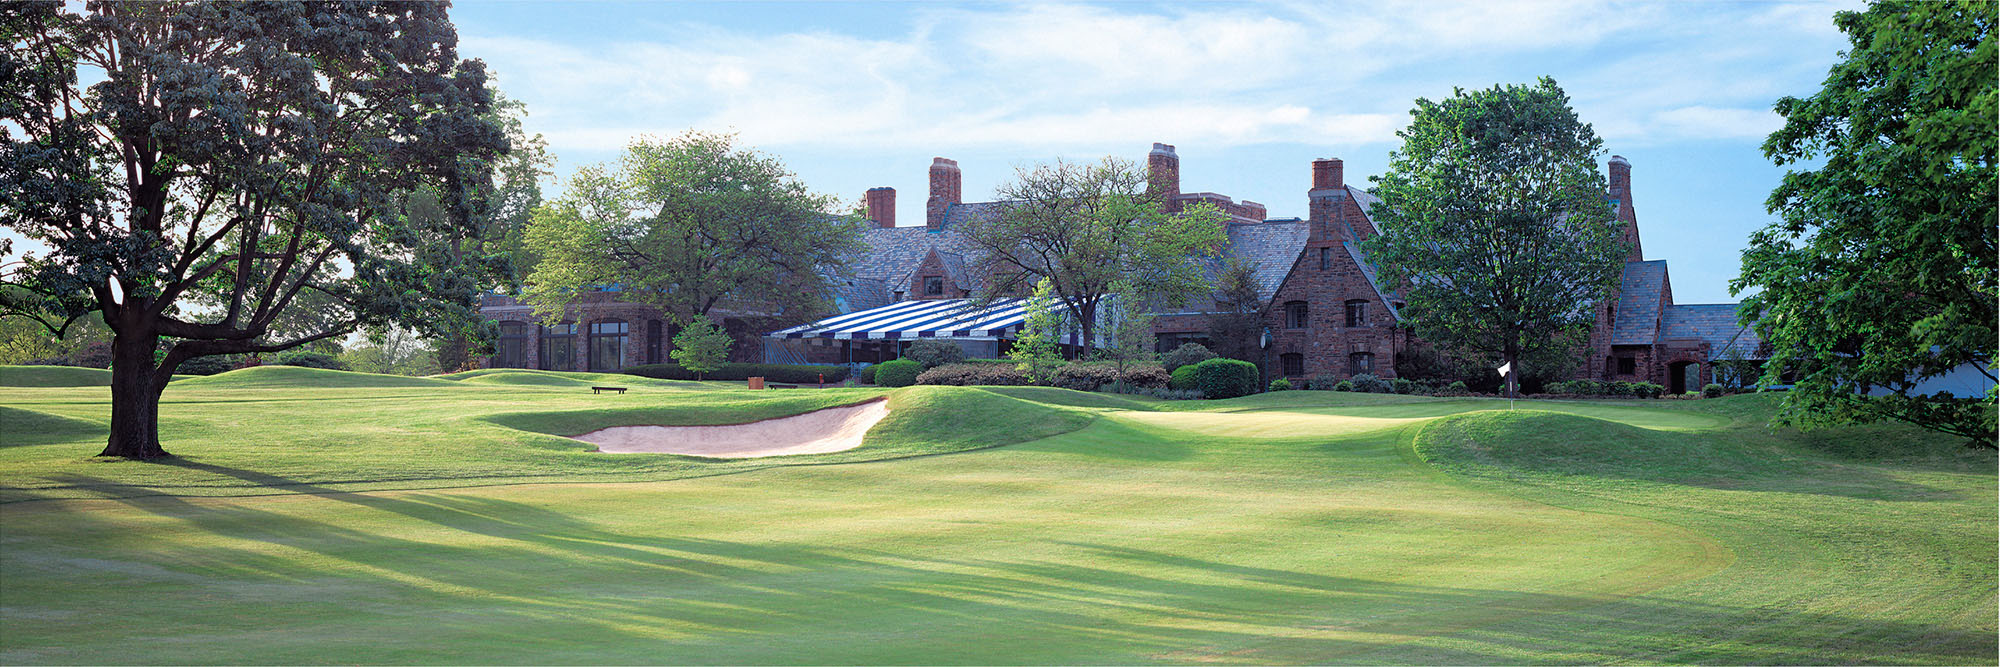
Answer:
xmin=0 ymin=370 xmax=1992 ymax=664
xmin=0 ymin=365 xmax=115 ymax=387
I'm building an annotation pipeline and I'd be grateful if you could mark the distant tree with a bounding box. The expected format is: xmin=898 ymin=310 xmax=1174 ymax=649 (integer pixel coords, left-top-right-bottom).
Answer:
xmin=1007 ymin=278 xmax=1066 ymax=386
xmin=339 ymin=328 xmax=439 ymax=377
xmin=0 ymin=2 xmax=507 ymax=458
xmin=1363 ymin=78 xmax=1625 ymax=395
xmin=1205 ymin=258 xmax=1264 ymax=362
xmin=670 ymin=317 xmax=731 ymax=381
xmin=522 ymin=131 xmax=861 ymax=328
xmin=965 ymin=157 xmax=1227 ymax=356
xmin=1736 ymin=1 xmax=1996 ymax=446
xmin=1096 ymin=279 xmax=1160 ymax=390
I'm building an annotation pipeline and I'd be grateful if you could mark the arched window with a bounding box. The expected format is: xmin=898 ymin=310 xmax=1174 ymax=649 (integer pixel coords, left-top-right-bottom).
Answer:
xmin=1349 ymin=352 xmax=1374 ymax=375
xmin=1344 ymin=299 xmax=1369 ymax=327
xmin=1280 ymin=353 xmax=1305 ymax=377
xmin=1284 ymin=301 xmax=1309 ymax=329
xmin=495 ymin=321 xmax=529 ymax=368
xmin=539 ymin=322 xmax=576 ymax=371
xmin=589 ymin=319 xmax=629 ymax=371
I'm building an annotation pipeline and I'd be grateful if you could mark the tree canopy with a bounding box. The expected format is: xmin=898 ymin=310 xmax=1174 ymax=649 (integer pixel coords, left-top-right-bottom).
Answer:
xmin=1363 ymin=78 xmax=1627 ymax=389
xmin=0 ymin=1 xmax=508 ymax=458
xmin=522 ymin=131 xmax=860 ymax=328
xmin=1736 ymin=0 xmax=1996 ymax=445
xmin=964 ymin=157 xmax=1226 ymax=354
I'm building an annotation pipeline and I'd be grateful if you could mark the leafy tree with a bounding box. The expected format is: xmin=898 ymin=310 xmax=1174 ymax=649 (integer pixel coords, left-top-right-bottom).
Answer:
xmin=339 ymin=328 xmax=440 ymax=377
xmin=433 ymin=88 xmax=554 ymax=372
xmin=1363 ymin=78 xmax=1626 ymax=395
xmin=965 ymin=156 xmax=1227 ymax=355
xmin=1162 ymin=342 xmax=1216 ymax=372
xmin=1006 ymin=277 xmax=1066 ymax=386
xmin=1095 ymin=279 xmax=1159 ymax=390
xmin=670 ymin=317 xmax=731 ymax=381
xmin=0 ymin=2 xmax=506 ymax=458
xmin=1737 ymin=1 xmax=1996 ymax=446
xmin=1205 ymin=258 xmax=1264 ymax=362
xmin=523 ymin=131 xmax=861 ymax=328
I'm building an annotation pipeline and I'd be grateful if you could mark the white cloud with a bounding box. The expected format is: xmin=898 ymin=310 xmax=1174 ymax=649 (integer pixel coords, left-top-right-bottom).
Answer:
xmin=1649 ymin=105 xmax=1786 ymax=140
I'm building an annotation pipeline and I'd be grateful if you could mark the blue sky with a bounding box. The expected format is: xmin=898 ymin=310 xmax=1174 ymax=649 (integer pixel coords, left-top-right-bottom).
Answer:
xmin=451 ymin=0 xmax=1861 ymax=304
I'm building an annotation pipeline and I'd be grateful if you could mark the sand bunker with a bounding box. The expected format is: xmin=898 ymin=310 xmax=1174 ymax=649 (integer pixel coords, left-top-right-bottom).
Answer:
xmin=573 ymin=399 xmax=891 ymax=458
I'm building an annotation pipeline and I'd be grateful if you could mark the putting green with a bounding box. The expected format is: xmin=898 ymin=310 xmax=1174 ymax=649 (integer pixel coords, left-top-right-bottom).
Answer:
xmin=0 ymin=367 xmax=1991 ymax=664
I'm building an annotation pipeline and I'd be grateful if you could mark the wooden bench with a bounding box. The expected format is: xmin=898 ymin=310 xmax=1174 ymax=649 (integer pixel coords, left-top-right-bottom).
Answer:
xmin=590 ymin=386 xmax=627 ymax=395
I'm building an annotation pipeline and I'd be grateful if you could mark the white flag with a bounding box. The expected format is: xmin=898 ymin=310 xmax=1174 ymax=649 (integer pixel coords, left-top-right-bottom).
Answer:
xmin=1496 ymin=361 xmax=1513 ymax=376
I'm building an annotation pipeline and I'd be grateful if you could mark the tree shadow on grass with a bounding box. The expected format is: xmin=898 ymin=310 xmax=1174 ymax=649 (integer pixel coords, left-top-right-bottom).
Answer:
xmin=9 ymin=463 xmax=1988 ymax=665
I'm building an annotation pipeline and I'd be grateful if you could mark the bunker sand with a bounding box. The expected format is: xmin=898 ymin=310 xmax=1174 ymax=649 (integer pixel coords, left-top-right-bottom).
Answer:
xmin=574 ymin=398 xmax=891 ymax=457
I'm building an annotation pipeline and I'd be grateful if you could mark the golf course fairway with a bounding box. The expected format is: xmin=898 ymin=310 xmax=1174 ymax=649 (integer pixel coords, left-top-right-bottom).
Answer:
xmin=0 ymin=366 xmax=1992 ymax=664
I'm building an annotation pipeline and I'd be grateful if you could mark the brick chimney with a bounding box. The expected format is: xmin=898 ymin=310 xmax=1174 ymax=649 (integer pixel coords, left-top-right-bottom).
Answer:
xmin=1312 ymin=157 xmax=1344 ymax=190
xmin=1609 ymin=155 xmax=1642 ymax=262
xmin=1308 ymin=158 xmax=1349 ymax=243
xmin=865 ymin=187 xmax=895 ymax=228
xmin=926 ymin=158 xmax=961 ymax=228
xmin=1147 ymin=142 xmax=1180 ymax=210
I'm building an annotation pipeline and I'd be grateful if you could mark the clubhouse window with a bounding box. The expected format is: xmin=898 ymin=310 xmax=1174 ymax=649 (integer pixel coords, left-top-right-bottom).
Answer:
xmin=1349 ymin=352 xmax=1374 ymax=375
xmin=1285 ymin=301 xmax=1309 ymax=329
xmin=539 ymin=322 xmax=576 ymax=371
xmin=495 ymin=321 xmax=528 ymax=368
xmin=924 ymin=276 xmax=944 ymax=296
xmin=589 ymin=319 xmax=629 ymax=371
xmin=1280 ymin=353 xmax=1305 ymax=377
xmin=1617 ymin=356 xmax=1637 ymax=375
xmin=1345 ymin=299 xmax=1368 ymax=327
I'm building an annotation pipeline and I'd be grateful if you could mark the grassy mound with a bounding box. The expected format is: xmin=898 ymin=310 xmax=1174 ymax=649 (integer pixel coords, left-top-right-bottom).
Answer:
xmin=173 ymin=365 xmax=458 ymax=389
xmin=862 ymin=385 xmax=1095 ymax=455
xmin=0 ymin=406 xmax=103 ymax=447
xmin=978 ymin=386 xmax=1161 ymax=411
xmin=0 ymin=365 xmax=112 ymax=387
xmin=442 ymin=368 xmax=711 ymax=389
xmin=483 ymin=389 xmax=889 ymax=436
xmin=1414 ymin=409 xmax=1807 ymax=486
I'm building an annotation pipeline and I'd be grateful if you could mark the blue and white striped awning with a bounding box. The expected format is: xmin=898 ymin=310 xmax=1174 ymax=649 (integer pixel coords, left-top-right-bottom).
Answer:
xmin=768 ymin=298 xmax=1032 ymax=341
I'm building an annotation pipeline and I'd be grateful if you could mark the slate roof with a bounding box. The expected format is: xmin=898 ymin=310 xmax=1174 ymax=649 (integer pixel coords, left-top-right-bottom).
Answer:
xmin=1226 ymin=219 xmax=1311 ymax=298
xmin=1661 ymin=303 xmax=1765 ymax=358
xmin=831 ymin=277 xmax=891 ymax=313
xmin=1344 ymin=240 xmax=1401 ymax=319
xmin=850 ymin=202 xmax=1006 ymax=291
xmin=1611 ymin=260 xmax=1669 ymax=345
xmin=936 ymin=251 xmax=971 ymax=288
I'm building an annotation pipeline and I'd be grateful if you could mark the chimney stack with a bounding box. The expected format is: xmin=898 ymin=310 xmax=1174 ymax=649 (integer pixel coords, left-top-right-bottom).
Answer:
xmin=1312 ymin=158 xmax=1344 ymax=190
xmin=1147 ymin=142 xmax=1180 ymax=209
xmin=1308 ymin=158 xmax=1348 ymax=243
xmin=926 ymin=158 xmax=961 ymax=228
xmin=1608 ymin=155 xmax=1642 ymax=262
xmin=865 ymin=187 xmax=896 ymax=228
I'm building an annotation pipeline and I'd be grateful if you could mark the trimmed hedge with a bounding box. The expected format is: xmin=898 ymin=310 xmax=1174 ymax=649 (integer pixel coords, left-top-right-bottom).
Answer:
xmin=1161 ymin=343 xmax=1216 ymax=371
xmin=626 ymin=362 xmax=850 ymax=384
xmin=1191 ymin=358 xmax=1260 ymax=399
xmin=275 ymin=352 xmax=344 ymax=370
xmin=1269 ymin=378 xmax=1292 ymax=392
xmin=1702 ymin=383 xmax=1726 ymax=398
xmin=1348 ymin=373 xmax=1393 ymax=394
xmin=860 ymin=364 xmax=879 ymax=385
xmin=873 ymin=359 xmax=923 ymax=387
xmin=174 ymin=355 xmax=238 ymax=376
xmin=915 ymin=362 xmax=1029 ymax=386
xmin=903 ymin=340 xmax=966 ymax=369
xmin=1169 ymin=365 xmax=1198 ymax=391
xmin=1544 ymin=379 xmax=1665 ymax=399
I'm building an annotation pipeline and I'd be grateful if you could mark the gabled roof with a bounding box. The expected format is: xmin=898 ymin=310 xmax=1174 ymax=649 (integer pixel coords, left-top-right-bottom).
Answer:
xmin=1225 ymin=219 xmax=1311 ymax=298
xmin=1611 ymin=260 xmax=1669 ymax=345
xmin=852 ymin=203 xmax=1003 ymax=291
xmin=1661 ymin=303 xmax=1765 ymax=358
xmin=831 ymin=277 xmax=891 ymax=313
xmin=1343 ymin=240 xmax=1401 ymax=320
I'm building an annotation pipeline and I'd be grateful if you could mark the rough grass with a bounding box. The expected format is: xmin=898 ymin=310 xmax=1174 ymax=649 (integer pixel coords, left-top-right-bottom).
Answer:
xmin=0 ymin=377 xmax=1992 ymax=664
xmin=0 ymin=365 xmax=114 ymax=387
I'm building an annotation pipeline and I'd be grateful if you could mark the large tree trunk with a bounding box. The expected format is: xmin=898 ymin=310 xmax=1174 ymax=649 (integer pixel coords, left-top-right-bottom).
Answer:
xmin=100 ymin=330 xmax=170 ymax=459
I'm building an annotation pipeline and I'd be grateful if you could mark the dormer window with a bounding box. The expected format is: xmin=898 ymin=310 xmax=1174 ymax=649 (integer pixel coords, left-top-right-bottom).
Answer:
xmin=924 ymin=276 xmax=944 ymax=296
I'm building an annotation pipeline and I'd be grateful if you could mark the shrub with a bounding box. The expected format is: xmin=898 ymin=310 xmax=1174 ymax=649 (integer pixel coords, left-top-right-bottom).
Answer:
xmin=274 ymin=351 xmax=343 ymax=370
xmin=874 ymin=359 xmax=922 ymax=387
xmin=174 ymin=355 xmax=237 ymax=376
xmin=1169 ymin=365 xmax=1199 ymax=391
xmin=1119 ymin=365 xmax=1172 ymax=390
xmin=1161 ymin=343 xmax=1216 ymax=371
xmin=1268 ymin=378 xmax=1292 ymax=392
xmin=1446 ymin=380 xmax=1468 ymax=394
xmin=915 ymin=362 xmax=1029 ymax=386
xmin=1349 ymin=373 xmax=1393 ymax=394
xmin=625 ymin=362 xmax=850 ymax=384
xmin=1631 ymin=382 xmax=1664 ymax=399
xmin=1192 ymin=358 xmax=1260 ymax=399
xmin=1308 ymin=373 xmax=1344 ymax=390
xmin=1045 ymin=363 xmax=1171 ymax=392
xmin=860 ymin=364 xmax=878 ymax=385
xmin=1333 ymin=380 xmax=1355 ymax=392
xmin=1701 ymin=383 xmax=1725 ymax=398
xmin=1390 ymin=377 xmax=1416 ymax=395
xmin=903 ymin=340 xmax=965 ymax=369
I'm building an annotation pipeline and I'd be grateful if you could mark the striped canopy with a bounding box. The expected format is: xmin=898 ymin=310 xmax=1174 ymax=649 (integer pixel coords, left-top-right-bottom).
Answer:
xmin=769 ymin=298 xmax=1031 ymax=341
